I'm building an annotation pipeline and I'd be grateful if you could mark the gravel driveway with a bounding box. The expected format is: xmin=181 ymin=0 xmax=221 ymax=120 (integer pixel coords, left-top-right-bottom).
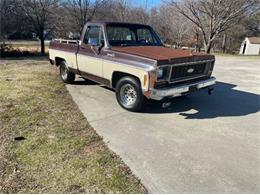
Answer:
xmin=67 ymin=56 xmax=260 ymax=193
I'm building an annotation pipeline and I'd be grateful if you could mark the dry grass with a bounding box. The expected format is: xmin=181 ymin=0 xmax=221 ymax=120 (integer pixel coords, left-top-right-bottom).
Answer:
xmin=4 ymin=41 xmax=49 ymax=53
xmin=0 ymin=58 xmax=147 ymax=193
xmin=1 ymin=41 xmax=49 ymax=57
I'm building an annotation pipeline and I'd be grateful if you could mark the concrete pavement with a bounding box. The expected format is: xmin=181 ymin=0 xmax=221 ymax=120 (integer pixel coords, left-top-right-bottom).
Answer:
xmin=67 ymin=56 xmax=260 ymax=193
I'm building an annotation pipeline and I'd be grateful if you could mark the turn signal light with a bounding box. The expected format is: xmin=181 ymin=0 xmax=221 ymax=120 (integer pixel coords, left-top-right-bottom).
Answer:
xmin=143 ymin=74 xmax=147 ymax=86
xmin=149 ymin=71 xmax=156 ymax=88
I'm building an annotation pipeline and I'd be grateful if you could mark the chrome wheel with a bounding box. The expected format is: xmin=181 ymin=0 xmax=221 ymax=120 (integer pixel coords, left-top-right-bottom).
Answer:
xmin=116 ymin=76 xmax=144 ymax=111
xmin=119 ymin=83 xmax=137 ymax=107
xmin=59 ymin=61 xmax=75 ymax=83
xmin=61 ymin=64 xmax=68 ymax=81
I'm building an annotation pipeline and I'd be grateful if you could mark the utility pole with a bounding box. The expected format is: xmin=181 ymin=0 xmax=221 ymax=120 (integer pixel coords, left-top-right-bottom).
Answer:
xmin=144 ymin=0 xmax=147 ymax=10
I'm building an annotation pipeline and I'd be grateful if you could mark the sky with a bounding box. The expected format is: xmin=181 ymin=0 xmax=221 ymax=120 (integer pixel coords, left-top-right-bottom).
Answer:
xmin=131 ymin=0 xmax=162 ymax=9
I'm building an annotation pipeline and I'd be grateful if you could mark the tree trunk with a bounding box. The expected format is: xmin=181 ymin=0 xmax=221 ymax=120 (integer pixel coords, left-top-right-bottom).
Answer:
xmin=195 ymin=31 xmax=199 ymax=52
xmin=0 ymin=35 xmax=5 ymax=57
xmin=40 ymin=35 xmax=45 ymax=55
xmin=222 ymin=34 xmax=227 ymax=53
xmin=0 ymin=42 xmax=4 ymax=58
xmin=204 ymin=41 xmax=212 ymax=54
xmin=0 ymin=4 xmax=5 ymax=58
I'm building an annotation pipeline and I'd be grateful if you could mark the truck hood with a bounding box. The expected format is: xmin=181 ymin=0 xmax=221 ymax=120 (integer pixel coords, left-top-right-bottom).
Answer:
xmin=111 ymin=46 xmax=214 ymax=64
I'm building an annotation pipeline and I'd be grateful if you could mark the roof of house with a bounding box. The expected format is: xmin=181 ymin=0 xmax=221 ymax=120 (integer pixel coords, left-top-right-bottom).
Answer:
xmin=247 ymin=37 xmax=260 ymax=44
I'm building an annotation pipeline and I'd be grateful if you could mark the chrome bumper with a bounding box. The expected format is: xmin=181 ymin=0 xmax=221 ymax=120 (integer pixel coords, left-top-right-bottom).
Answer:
xmin=150 ymin=77 xmax=216 ymax=100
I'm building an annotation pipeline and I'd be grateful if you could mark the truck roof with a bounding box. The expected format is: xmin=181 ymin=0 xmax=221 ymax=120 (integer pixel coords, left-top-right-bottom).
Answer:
xmin=86 ymin=21 xmax=150 ymax=27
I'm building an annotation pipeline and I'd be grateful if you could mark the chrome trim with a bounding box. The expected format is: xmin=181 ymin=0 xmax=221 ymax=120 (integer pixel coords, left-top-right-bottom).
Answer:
xmin=51 ymin=49 xmax=152 ymax=71
xmin=81 ymin=24 xmax=109 ymax=48
xmin=168 ymin=65 xmax=173 ymax=82
xmin=53 ymin=39 xmax=79 ymax=44
xmin=107 ymin=53 xmax=115 ymax=57
xmin=169 ymin=74 xmax=208 ymax=84
xmin=155 ymin=59 xmax=214 ymax=84
xmin=158 ymin=59 xmax=215 ymax=67
xmin=149 ymin=77 xmax=216 ymax=100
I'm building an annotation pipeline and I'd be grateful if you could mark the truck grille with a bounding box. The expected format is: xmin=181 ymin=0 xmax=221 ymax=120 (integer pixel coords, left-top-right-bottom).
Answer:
xmin=170 ymin=63 xmax=207 ymax=82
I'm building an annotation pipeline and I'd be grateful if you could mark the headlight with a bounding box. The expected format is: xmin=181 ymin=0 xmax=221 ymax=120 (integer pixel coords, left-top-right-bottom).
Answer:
xmin=156 ymin=67 xmax=168 ymax=81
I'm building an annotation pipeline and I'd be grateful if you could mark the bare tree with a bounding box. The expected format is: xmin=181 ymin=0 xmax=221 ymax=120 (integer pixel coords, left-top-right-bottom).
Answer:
xmin=170 ymin=0 xmax=259 ymax=53
xmin=243 ymin=12 xmax=260 ymax=35
xmin=128 ymin=7 xmax=149 ymax=24
xmin=0 ymin=0 xmax=7 ymax=42
xmin=0 ymin=0 xmax=7 ymax=57
xmin=149 ymin=8 xmax=161 ymax=30
xmin=0 ymin=0 xmax=8 ymax=45
xmin=105 ymin=0 xmax=150 ymax=24
xmin=101 ymin=0 xmax=131 ymax=22
xmin=161 ymin=5 xmax=192 ymax=47
xmin=65 ymin=0 xmax=106 ymax=34
xmin=0 ymin=0 xmax=17 ymax=57
xmin=18 ymin=0 xmax=59 ymax=55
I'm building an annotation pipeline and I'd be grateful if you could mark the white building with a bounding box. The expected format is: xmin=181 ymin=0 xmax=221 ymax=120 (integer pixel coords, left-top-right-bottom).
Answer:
xmin=240 ymin=37 xmax=260 ymax=55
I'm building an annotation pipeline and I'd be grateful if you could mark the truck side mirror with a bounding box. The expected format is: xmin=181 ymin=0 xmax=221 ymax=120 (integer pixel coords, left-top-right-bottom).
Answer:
xmin=88 ymin=38 xmax=98 ymax=46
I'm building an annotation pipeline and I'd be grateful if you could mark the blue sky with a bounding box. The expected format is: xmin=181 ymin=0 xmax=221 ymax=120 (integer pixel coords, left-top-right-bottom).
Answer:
xmin=131 ymin=0 xmax=161 ymax=9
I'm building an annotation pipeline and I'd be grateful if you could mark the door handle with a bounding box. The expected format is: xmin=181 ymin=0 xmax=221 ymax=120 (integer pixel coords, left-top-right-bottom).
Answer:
xmin=107 ymin=53 xmax=115 ymax=58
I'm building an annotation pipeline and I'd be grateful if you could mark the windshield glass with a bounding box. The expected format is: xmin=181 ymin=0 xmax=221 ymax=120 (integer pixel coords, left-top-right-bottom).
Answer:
xmin=106 ymin=24 xmax=162 ymax=47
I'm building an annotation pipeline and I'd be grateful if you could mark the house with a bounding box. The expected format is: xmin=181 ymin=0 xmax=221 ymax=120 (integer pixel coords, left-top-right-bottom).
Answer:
xmin=240 ymin=37 xmax=260 ymax=55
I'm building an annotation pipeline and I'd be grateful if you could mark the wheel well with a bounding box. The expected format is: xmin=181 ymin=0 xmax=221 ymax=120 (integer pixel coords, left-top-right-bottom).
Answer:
xmin=55 ymin=57 xmax=65 ymax=66
xmin=112 ymin=71 xmax=140 ymax=88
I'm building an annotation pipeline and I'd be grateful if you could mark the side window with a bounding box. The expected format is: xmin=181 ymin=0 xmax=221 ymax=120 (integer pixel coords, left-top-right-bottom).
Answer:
xmin=83 ymin=26 xmax=103 ymax=45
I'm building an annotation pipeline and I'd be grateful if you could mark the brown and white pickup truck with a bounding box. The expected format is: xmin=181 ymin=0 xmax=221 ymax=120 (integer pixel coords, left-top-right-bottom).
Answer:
xmin=49 ymin=21 xmax=216 ymax=111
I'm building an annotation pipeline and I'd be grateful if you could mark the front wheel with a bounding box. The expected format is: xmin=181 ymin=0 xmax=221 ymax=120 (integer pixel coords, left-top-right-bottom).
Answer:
xmin=115 ymin=76 xmax=144 ymax=112
xmin=60 ymin=61 xmax=75 ymax=83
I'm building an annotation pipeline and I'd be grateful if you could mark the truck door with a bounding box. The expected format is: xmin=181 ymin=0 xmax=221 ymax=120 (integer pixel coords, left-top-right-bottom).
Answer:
xmin=77 ymin=25 xmax=103 ymax=77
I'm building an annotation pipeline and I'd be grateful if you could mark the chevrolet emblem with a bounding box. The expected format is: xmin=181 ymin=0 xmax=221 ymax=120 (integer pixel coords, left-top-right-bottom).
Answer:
xmin=187 ymin=68 xmax=194 ymax=73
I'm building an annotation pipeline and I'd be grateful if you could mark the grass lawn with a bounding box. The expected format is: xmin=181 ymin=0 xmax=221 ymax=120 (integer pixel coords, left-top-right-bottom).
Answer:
xmin=0 ymin=58 xmax=146 ymax=193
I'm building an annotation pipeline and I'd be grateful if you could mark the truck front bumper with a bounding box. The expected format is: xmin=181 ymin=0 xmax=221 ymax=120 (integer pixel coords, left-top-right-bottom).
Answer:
xmin=149 ymin=77 xmax=216 ymax=100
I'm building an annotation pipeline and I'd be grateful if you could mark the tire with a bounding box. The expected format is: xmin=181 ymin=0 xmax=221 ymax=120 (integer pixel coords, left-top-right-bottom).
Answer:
xmin=60 ymin=61 xmax=75 ymax=84
xmin=115 ymin=76 xmax=144 ymax=112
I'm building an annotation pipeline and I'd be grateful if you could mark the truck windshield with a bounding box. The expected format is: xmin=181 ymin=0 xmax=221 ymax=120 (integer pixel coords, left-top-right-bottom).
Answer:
xmin=106 ymin=24 xmax=162 ymax=47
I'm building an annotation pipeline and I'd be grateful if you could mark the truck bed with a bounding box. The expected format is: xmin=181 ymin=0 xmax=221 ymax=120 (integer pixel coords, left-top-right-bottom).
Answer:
xmin=49 ymin=39 xmax=79 ymax=69
xmin=49 ymin=39 xmax=79 ymax=53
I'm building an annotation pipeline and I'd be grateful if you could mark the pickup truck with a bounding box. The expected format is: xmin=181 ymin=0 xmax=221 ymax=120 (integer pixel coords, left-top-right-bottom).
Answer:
xmin=49 ymin=21 xmax=216 ymax=111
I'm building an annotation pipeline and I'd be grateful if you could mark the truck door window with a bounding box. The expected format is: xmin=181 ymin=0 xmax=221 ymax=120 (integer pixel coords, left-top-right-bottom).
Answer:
xmin=83 ymin=26 xmax=103 ymax=45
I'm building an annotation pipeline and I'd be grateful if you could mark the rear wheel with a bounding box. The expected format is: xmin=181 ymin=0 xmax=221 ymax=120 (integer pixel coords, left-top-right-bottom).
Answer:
xmin=60 ymin=61 xmax=75 ymax=83
xmin=115 ymin=76 xmax=144 ymax=112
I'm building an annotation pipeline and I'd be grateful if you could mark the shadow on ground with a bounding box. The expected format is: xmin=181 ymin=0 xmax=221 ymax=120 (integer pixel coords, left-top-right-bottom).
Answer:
xmin=71 ymin=79 xmax=260 ymax=119
xmin=71 ymin=78 xmax=98 ymax=85
xmin=143 ymin=82 xmax=260 ymax=119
